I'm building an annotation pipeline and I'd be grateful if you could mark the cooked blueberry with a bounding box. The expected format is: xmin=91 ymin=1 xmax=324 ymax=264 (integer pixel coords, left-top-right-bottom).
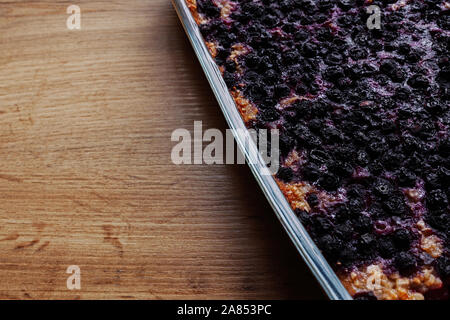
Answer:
xmin=307 ymin=193 xmax=320 ymax=208
xmin=302 ymin=43 xmax=318 ymax=57
xmin=394 ymin=252 xmax=417 ymax=273
xmin=359 ymin=233 xmax=376 ymax=251
xmin=353 ymin=216 xmax=372 ymax=233
xmin=274 ymin=84 xmax=291 ymax=99
xmin=335 ymin=221 xmax=354 ymax=240
xmin=295 ymin=30 xmax=310 ymax=41
xmin=312 ymin=215 xmax=333 ymax=234
xmin=339 ymin=246 xmax=359 ymax=264
xmin=425 ymin=100 xmax=445 ymax=115
xmin=426 ymin=212 xmax=449 ymax=233
xmin=355 ymin=150 xmax=370 ymax=166
xmin=329 ymin=161 xmax=354 ymax=178
xmin=408 ymin=74 xmax=430 ymax=90
xmin=435 ymin=256 xmax=450 ymax=279
xmin=354 ymin=292 xmax=378 ymax=300
xmin=382 ymin=195 xmax=407 ymax=216
xmin=373 ymin=179 xmax=394 ymax=198
xmin=303 ymin=164 xmax=320 ymax=182
xmin=259 ymin=107 xmax=280 ymax=122
xmin=197 ymin=0 xmax=220 ymax=17
xmin=397 ymin=168 xmax=417 ymax=187
xmin=392 ymin=229 xmax=412 ymax=250
xmin=349 ymin=47 xmax=367 ymax=60
xmin=276 ymin=167 xmax=294 ymax=182
xmin=427 ymin=189 xmax=448 ymax=210
xmin=319 ymin=173 xmax=340 ymax=191
xmin=378 ymin=237 xmax=395 ymax=258
xmin=319 ymin=234 xmax=342 ymax=259
xmin=325 ymin=52 xmax=343 ymax=65
xmin=295 ymin=209 xmax=311 ymax=226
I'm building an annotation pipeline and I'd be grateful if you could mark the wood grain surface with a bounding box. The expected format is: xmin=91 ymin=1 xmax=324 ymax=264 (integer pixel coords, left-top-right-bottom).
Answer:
xmin=0 ymin=0 xmax=324 ymax=299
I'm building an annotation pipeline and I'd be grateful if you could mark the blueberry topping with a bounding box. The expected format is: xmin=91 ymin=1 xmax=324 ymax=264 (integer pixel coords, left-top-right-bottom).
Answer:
xmin=198 ymin=0 xmax=450 ymax=288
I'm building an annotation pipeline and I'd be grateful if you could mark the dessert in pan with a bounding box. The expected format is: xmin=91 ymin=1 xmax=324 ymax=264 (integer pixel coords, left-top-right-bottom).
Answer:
xmin=185 ymin=0 xmax=449 ymax=300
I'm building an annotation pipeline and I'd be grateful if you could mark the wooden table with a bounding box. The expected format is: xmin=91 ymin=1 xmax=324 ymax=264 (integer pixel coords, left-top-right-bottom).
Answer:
xmin=0 ymin=0 xmax=324 ymax=299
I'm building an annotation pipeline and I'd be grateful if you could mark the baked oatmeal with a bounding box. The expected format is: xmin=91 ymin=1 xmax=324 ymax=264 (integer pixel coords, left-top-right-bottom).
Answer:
xmin=184 ymin=0 xmax=449 ymax=300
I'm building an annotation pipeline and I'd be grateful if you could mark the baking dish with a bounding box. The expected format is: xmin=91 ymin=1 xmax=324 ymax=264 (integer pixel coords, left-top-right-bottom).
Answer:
xmin=172 ymin=0 xmax=352 ymax=300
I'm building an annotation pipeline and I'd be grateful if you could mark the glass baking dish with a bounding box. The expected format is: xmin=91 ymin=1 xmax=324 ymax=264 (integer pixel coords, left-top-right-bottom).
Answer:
xmin=172 ymin=0 xmax=352 ymax=300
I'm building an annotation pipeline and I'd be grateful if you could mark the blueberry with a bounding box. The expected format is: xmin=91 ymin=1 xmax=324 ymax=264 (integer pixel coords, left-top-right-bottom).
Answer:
xmin=223 ymin=71 xmax=236 ymax=88
xmin=334 ymin=204 xmax=352 ymax=222
xmin=347 ymin=185 xmax=365 ymax=200
xmin=326 ymin=89 xmax=343 ymax=102
xmin=307 ymin=193 xmax=320 ymax=208
xmin=382 ymin=195 xmax=407 ymax=216
xmin=373 ymin=179 xmax=394 ymax=198
xmin=303 ymin=164 xmax=320 ymax=182
xmin=356 ymin=150 xmax=370 ymax=166
xmin=274 ymin=84 xmax=291 ymax=99
xmin=380 ymin=59 xmax=397 ymax=75
xmin=324 ymin=66 xmax=345 ymax=81
xmin=397 ymin=42 xmax=411 ymax=55
xmin=369 ymin=161 xmax=384 ymax=175
xmin=408 ymin=74 xmax=430 ymax=90
xmin=397 ymin=168 xmax=417 ymax=187
xmin=425 ymin=172 xmax=441 ymax=191
xmin=395 ymin=86 xmax=411 ymax=100
xmin=295 ymin=30 xmax=310 ymax=41
xmin=438 ymin=167 xmax=450 ymax=187
xmin=382 ymin=150 xmax=404 ymax=170
xmin=245 ymin=53 xmax=261 ymax=69
xmin=318 ymin=0 xmax=333 ymax=12
xmin=319 ymin=172 xmax=340 ymax=191
xmin=308 ymin=119 xmax=322 ymax=133
xmin=197 ymin=0 xmax=220 ymax=17
xmin=325 ymin=52 xmax=343 ymax=65
xmin=439 ymin=138 xmax=450 ymax=157
xmin=435 ymin=256 xmax=450 ymax=279
xmin=337 ymin=0 xmax=355 ymax=10
xmin=295 ymin=209 xmax=311 ymax=226
xmin=359 ymin=233 xmax=376 ymax=251
xmin=283 ymin=50 xmax=300 ymax=66
xmin=259 ymin=107 xmax=280 ymax=122
xmin=427 ymin=190 xmax=448 ymax=210
xmin=339 ymin=246 xmax=359 ymax=264
xmin=309 ymin=149 xmax=331 ymax=165
xmin=394 ymin=252 xmax=417 ymax=274
xmin=367 ymin=141 xmax=386 ymax=157
xmin=312 ymin=215 xmax=333 ymax=234
xmin=319 ymin=234 xmax=342 ymax=260
xmin=262 ymin=14 xmax=278 ymax=28
xmin=426 ymin=213 xmax=449 ymax=233
xmin=276 ymin=167 xmax=294 ymax=182
xmin=354 ymin=292 xmax=378 ymax=300
xmin=378 ymin=237 xmax=396 ymax=258
xmin=302 ymin=43 xmax=318 ymax=57
xmin=425 ymin=100 xmax=445 ymax=115
xmin=353 ymin=216 xmax=372 ymax=233
xmin=349 ymin=47 xmax=368 ymax=60
xmin=335 ymin=221 xmax=354 ymax=240
xmin=329 ymin=161 xmax=354 ymax=178
xmin=241 ymin=2 xmax=263 ymax=17
xmin=392 ymin=229 xmax=412 ymax=250
xmin=279 ymin=134 xmax=295 ymax=157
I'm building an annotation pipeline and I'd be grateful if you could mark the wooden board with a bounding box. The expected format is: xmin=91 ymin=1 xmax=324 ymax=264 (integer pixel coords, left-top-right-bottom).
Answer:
xmin=0 ymin=0 xmax=325 ymax=299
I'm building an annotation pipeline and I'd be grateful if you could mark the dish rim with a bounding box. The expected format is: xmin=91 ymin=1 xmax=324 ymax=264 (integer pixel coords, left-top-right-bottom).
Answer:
xmin=172 ymin=0 xmax=353 ymax=301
